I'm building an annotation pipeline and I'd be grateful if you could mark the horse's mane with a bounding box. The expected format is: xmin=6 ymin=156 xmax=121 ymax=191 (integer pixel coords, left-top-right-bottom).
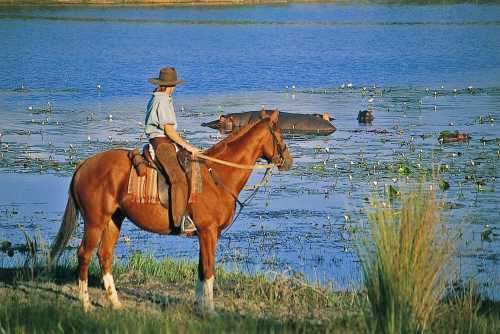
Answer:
xmin=205 ymin=118 xmax=269 ymax=157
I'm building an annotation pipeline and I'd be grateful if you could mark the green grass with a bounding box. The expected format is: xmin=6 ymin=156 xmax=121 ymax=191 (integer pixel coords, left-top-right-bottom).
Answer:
xmin=0 ymin=252 xmax=362 ymax=333
xmin=0 ymin=292 xmax=322 ymax=334
xmin=0 ymin=251 xmax=499 ymax=333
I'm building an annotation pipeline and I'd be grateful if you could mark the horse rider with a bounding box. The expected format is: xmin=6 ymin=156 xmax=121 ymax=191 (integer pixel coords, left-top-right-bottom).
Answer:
xmin=145 ymin=67 xmax=198 ymax=234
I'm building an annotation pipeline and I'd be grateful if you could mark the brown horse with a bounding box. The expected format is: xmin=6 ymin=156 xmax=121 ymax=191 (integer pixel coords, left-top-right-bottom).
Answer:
xmin=49 ymin=110 xmax=292 ymax=313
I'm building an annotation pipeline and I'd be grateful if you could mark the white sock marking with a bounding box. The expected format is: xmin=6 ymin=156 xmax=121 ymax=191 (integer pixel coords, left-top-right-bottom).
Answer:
xmin=79 ymin=279 xmax=91 ymax=312
xmin=195 ymin=276 xmax=214 ymax=312
xmin=103 ymin=273 xmax=122 ymax=309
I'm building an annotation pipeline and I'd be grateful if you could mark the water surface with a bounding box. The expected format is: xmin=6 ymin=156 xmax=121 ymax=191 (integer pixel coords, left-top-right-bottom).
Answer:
xmin=0 ymin=4 xmax=499 ymax=297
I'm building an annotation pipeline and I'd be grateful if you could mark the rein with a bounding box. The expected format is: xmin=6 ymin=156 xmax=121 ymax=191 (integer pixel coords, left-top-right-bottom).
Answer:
xmin=192 ymin=125 xmax=284 ymax=170
xmin=192 ymin=152 xmax=274 ymax=170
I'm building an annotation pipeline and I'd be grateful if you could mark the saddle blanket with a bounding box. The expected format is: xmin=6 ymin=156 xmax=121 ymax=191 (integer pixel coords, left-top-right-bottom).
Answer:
xmin=127 ymin=166 xmax=159 ymax=204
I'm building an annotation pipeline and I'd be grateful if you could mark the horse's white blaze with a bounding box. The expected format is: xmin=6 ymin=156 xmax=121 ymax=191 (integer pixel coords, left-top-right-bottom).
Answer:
xmin=196 ymin=276 xmax=214 ymax=312
xmin=79 ymin=279 xmax=91 ymax=312
xmin=103 ymin=273 xmax=122 ymax=309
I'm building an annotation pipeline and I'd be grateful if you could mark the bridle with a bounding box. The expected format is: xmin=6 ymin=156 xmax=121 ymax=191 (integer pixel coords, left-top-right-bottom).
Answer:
xmin=267 ymin=125 xmax=287 ymax=168
xmin=209 ymin=123 xmax=288 ymax=235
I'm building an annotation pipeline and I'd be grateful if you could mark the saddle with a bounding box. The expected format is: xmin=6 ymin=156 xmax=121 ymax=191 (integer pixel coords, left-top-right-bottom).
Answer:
xmin=127 ymin=144 xmax=201 ymax=208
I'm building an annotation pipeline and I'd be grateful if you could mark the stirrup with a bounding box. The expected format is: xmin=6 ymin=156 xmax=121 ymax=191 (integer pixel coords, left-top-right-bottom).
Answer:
xmin=180 ymin=215 xmax=197 ymax=234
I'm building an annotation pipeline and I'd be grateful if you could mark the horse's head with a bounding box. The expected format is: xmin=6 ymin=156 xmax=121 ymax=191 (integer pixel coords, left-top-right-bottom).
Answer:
xmin=261 ymin=110 xmax=293 ymax=171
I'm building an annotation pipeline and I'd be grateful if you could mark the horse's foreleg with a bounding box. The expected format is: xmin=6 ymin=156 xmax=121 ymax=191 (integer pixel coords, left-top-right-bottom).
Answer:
xmin=196 ymin=227 xmax=218 ymax=313
xmin=97 ymin=212 xmax=124 ymax=310
xmin=78 ymin=224 xmax=106 ymax=312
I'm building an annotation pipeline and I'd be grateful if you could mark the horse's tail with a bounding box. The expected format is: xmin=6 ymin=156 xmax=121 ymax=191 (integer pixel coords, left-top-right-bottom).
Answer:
xmin=49 ymin=166 xmax=81 ymax=265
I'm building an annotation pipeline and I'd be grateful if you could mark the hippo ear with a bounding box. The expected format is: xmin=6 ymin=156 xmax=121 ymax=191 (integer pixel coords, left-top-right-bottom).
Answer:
xmin=219 ymin=115 xmax=226 ymax=122
xmin=270 ymin=109 xmax=279 ymax=126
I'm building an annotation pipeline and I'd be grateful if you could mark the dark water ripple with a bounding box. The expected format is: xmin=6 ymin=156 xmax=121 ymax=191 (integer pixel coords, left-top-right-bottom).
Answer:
xmin=2 ymin=14 xmax=500 ymax=27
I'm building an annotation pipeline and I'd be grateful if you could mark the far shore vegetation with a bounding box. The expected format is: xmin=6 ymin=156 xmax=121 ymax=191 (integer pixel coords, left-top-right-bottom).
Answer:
xmin=0 ymin=0 xmax=498 ymax=8
xmin=1 ymin=184 xmax=499 ymax=333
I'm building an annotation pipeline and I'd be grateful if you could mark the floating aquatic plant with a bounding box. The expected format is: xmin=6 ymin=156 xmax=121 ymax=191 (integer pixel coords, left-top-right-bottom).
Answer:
xmin=439 ymin=179 xmax=450 ymax=191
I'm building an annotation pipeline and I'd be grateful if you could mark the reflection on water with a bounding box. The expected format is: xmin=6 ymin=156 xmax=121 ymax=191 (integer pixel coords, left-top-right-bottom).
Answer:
xmin=0 ymin=4 xmax=499 ymax=298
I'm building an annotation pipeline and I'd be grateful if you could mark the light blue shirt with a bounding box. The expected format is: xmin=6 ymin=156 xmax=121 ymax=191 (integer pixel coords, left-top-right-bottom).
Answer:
xmin=144 ymin=92 xmax=177 ymax=138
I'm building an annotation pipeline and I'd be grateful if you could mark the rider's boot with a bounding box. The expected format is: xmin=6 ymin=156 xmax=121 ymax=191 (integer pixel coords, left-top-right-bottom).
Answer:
xmin=155 ymin=143 xmax=196 ymax=234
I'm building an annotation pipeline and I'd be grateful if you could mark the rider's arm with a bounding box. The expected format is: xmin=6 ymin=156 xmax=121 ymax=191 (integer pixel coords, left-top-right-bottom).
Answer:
xmin=164 ymin=124 xmax=200 ymax=154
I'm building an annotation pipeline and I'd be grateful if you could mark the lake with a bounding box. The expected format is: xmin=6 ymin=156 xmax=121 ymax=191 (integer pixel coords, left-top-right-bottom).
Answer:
xmin=0 ymin=3 xmax=499 ymax=298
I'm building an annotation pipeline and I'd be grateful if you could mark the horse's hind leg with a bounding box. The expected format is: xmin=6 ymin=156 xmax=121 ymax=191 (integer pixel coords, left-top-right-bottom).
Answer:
xmin=97 ymin=211 xmax=124 ymax=310
xmin=78 ymin=221 xmax=107 ymax=312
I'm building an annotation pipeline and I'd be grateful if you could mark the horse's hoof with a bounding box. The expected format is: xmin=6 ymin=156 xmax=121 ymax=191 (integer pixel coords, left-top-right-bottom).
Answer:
xmin=111 ymin=302 xmax=125 ymax=310
xmin=206 ymin=308 xmax=217 ymax=317
xmin=199 ymin=308 xmax=217 ymax=317
xmin=82 ymin=303 xmax=94 ymax=313
xmin=195 ymin=303 xmax=216 ymax=316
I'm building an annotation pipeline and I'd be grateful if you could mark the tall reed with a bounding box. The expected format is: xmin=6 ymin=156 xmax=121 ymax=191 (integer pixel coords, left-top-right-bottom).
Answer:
xmin=359 ymin=185 xmax=453 ymax=334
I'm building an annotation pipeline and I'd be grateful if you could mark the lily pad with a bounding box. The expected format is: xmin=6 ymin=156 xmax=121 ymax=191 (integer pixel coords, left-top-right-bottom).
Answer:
xmin=0 ymin=240 xmax=12 ymax=252
xmin=440 ymin=202 xmax=465 ymax=210
xmin=481 ymin=226 xmax=493 ymax=242
xmin=398 ymin=165 xmax=411 ymax=175
xmin=439 ymin=180 xmax=450 ymax=191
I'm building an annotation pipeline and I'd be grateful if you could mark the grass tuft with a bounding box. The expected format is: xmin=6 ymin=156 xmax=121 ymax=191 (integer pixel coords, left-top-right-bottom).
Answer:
xmin=359 ymin=184 xmax=453 ymax=333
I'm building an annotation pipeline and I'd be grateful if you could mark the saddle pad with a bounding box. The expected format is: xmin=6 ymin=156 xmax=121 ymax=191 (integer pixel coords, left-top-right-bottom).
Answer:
xmin=127 ymin=166 xmax=160 ymax=204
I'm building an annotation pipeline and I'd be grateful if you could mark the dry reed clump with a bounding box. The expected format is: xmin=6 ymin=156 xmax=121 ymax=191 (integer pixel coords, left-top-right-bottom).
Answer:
xmin=359 ymin=185 xmax=454 ymax=334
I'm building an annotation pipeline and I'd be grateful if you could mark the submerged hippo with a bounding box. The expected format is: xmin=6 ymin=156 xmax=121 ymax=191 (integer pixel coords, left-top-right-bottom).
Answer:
xmin=438 ymin=131 xmax=471 ymax=143
xmin=202 ymin=110 xmax=336 ymax=135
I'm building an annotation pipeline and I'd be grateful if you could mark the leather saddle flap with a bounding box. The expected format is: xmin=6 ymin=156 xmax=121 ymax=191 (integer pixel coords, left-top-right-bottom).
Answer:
xmin=128 ymin=145 xmax=200 ymax=209
xmin=157 ymin=170 xmax=169 ymax=209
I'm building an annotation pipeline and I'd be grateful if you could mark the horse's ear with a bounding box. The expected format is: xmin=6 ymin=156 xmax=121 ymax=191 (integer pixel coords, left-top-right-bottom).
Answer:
xmin=270 ymin=109 xmax=279 ymax=126
xmin=259 ymin=109 xmax=269 ymax=119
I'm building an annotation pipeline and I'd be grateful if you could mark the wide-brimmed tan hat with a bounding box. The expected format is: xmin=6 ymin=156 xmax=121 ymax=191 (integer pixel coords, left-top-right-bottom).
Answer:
xmin=148 ymin=67 xmax=185 ymax=86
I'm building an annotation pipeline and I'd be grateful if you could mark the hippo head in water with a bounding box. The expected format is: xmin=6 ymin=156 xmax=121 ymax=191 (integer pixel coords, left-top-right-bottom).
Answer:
xmin=202 ymin=115 xmax=238 ymax=132
xmin=218 ymin=115 xmax=236 ymax=131
xmin=357 ymin=109 xmax=375 ymax=123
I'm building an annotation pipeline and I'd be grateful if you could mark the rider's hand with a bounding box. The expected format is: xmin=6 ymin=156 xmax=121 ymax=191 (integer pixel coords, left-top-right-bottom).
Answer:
xmin=164 ymin=124 xmax=201 ymax=155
